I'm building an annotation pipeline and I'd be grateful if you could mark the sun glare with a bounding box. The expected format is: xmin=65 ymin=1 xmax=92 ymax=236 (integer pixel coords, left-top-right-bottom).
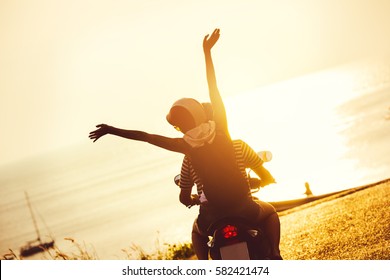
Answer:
xmin=225 ymin=68 xmax=362 ymax=201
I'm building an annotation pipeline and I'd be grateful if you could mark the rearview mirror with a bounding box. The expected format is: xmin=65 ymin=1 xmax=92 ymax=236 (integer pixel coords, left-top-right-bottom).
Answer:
xmin=257 ymin=151 xmax=272 ymax=162
xmin=174 ymin=174 xmax=181 ymax=186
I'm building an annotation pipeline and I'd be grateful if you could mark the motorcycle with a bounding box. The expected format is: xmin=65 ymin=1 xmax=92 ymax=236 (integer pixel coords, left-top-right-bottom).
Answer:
xmin=174 ymin=151 xmax=273 ymax=260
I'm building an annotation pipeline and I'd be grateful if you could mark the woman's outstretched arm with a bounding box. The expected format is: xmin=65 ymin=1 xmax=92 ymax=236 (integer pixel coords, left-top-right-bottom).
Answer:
xmin=203 ymin=28 xmax=230 ymax=138
xmin=89 ymin=124 xmax=188 ymax=153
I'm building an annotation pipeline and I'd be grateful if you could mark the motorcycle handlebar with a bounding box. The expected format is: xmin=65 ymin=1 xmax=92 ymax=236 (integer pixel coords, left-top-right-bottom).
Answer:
xmin=248 ymin=177 xmax=261 ymax=189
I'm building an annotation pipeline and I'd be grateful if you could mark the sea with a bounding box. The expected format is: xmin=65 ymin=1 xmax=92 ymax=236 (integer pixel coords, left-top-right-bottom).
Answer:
xmin=1 ymin=57 xmax=389 ymax=259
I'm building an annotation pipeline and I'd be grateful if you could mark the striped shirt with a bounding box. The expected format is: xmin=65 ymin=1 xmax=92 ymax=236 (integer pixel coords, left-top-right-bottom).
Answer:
xmin=179 ymin=139 xmax=263 ymax=200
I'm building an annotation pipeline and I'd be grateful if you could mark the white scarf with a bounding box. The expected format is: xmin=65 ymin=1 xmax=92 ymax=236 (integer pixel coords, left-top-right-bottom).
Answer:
xmin=183 ymin=121 xmax=216 ymax=148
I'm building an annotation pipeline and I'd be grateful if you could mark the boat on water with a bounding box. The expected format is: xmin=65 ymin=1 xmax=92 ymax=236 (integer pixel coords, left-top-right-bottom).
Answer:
xmin=19 ymin=191 xmax=55 ymax=257
xmin=20 ymin=239 xmax=55 ymax=257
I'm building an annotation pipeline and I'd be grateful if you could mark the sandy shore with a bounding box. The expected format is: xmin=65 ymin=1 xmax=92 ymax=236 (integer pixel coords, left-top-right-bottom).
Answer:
xmin=278 ymin=179 xmax=390 ymax=260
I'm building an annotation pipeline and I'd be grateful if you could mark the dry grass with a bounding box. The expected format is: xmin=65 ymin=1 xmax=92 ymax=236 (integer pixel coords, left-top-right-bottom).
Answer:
xmin=47 ymin=238 xmax=99 ymax=260
xmin=1 ymin=238 xmax=99 ymax=260
xmin=121 ymin=241 xmax=194 ymax=260
xmin=1 ymin=237 xmax=194 ymax=260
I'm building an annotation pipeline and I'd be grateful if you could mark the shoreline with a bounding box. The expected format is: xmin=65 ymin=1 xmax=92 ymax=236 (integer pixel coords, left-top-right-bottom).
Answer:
xmin=274 ymin=177 xmax=390 ymax=215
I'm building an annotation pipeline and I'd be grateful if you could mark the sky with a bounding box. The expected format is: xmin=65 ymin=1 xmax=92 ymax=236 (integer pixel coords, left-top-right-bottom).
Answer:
xmin=1 ymin=0 xmax=390 ymax=166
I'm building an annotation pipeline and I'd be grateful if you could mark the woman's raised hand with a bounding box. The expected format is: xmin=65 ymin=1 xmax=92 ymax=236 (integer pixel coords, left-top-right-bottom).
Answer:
xmin=203 ymin=28 xmax=220 ymax=52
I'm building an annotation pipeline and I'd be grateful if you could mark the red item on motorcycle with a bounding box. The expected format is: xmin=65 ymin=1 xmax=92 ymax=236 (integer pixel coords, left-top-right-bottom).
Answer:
xmin=222 ymin=225 xmax=238 ymax=239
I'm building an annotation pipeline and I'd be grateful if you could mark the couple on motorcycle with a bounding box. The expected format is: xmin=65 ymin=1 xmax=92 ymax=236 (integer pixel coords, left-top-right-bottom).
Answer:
xmin=89 ymin=28 xmax=282 ymax=260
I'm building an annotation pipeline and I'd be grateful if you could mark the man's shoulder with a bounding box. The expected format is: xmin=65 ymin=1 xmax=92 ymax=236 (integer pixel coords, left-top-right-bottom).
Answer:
xmin=232 ymin=139 xmax=247 ymax=147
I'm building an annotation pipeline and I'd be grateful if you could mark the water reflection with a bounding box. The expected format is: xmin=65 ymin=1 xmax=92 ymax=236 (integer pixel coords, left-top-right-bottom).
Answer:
xmin=225 ymin=59 xmax=390 ymax=201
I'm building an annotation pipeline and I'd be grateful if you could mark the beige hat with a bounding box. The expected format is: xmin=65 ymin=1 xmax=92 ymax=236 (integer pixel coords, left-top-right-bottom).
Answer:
xmin=166 ymin=98 xmax=207 ymax=128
